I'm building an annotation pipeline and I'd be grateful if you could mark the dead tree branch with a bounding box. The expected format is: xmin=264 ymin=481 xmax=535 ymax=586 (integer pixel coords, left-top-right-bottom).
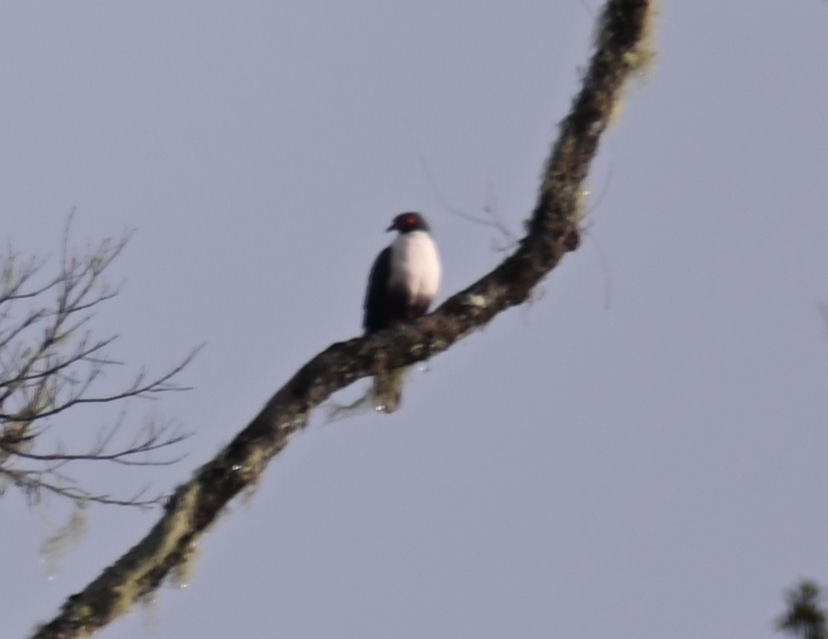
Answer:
xmin=29 ymin=1 xmax=653 ymax=637
xmin=0 ymin=219 xmax=197 ymax=508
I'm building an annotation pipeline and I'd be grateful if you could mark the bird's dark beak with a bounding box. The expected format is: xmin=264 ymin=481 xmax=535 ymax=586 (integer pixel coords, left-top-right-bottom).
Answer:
xmin=386 ymin=222 xmax=396 ymax=232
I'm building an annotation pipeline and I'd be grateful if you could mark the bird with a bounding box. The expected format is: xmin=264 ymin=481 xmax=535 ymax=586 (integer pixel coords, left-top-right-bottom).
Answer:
xmin=363 ymin=212 xmax=441 ymax=413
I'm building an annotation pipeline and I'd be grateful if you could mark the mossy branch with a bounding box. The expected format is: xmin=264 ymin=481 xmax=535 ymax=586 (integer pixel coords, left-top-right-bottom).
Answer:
xmin=29 ymin=1 xmax=654 ymax=637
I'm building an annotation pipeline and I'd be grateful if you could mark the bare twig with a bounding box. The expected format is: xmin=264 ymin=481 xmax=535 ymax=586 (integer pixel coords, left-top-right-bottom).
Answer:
xmin=1 ymin=465 xmax=162 ymax=508
xmin=418 ymin=148 xmax=518 ymax=248
xmin=0 ymin=219 xmax=197 ymax=509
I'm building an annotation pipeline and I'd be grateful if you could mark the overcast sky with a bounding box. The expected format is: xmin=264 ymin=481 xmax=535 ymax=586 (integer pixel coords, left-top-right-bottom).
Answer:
xmin=3 ymin=2 xmax=828 ymax=638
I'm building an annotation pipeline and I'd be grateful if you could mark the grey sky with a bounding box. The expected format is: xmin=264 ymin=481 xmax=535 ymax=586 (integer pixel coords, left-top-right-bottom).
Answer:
xmin=3 ymin=1 xmax=828 ymax=638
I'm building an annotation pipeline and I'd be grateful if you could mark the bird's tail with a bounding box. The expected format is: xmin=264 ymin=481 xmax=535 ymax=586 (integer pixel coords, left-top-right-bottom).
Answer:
xmin=371 ymin=367 xmax=408 ymax=414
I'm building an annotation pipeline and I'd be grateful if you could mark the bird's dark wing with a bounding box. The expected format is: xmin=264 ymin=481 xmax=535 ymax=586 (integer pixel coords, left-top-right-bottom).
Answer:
xmin=363 ymin=247 xmax=392 ymax=333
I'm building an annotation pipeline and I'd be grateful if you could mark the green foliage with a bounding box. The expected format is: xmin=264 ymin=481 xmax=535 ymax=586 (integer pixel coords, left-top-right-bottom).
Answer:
xmin=779 ymin=581 xmax=827 ymax=639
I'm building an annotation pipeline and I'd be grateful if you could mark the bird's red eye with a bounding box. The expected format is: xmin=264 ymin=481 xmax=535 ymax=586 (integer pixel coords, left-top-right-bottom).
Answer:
xmin=403 ymin=214 xmax=417 ymax=228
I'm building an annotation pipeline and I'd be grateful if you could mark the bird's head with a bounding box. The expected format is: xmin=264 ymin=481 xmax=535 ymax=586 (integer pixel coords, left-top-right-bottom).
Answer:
xmin=387 ymin=212 xmax=430 ymax=234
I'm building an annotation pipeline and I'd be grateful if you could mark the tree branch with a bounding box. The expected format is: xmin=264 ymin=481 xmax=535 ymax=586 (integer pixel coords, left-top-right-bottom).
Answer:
xmin=28 ymin=1 xmax=654 ymax=637
xmin=1 ymin=220 xmax=198 ymax=509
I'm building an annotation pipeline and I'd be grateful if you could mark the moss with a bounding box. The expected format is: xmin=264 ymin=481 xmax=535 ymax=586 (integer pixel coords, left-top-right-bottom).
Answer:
xmin=110 ymin=484 xmax=202 ymax=617
xmin=66 ymin=603 xmax=95 ymax=626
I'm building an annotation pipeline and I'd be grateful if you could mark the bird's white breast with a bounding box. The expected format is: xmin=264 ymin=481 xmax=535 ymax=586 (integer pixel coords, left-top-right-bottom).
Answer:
xmin=389 ymin=230 xmax=441 ymax=301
